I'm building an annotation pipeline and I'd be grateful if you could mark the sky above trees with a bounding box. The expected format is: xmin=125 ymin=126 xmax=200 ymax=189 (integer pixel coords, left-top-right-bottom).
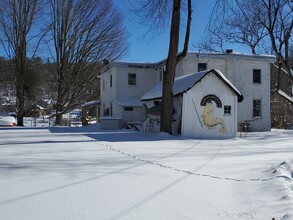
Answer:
xmin=113 ymin=1 xmax=213 ymax=62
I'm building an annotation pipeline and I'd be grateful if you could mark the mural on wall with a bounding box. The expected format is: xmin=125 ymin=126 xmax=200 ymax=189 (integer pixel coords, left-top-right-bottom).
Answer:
xmin=193 ymin=95 xmax=227 ymax=133
xmin=202 ymin=102 xmax=227 ymax=133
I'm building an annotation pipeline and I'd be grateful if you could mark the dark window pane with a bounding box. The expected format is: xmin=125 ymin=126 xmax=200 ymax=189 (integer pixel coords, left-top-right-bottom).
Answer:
xmin=128 ymin=73 xmax=136 ymax=85
xmin=198 ymin=63 xmax=207 ymax=71
xmin=253 ymin=99 xmax=261 ymax=117
xmin=253 ymin=69 xmax=261 ymax=83
xmin=224 ymin=105 xmax=231 ymax=115
xmin=124 ymin=107 xmax=133 ymax=111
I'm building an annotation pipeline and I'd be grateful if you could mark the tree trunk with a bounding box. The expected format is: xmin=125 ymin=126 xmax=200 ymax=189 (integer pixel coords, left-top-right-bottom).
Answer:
xmin=55 ymin=86 xmax=64 ymax=125
xmin=16 ymin=81 xmax=25 ymax=126
xmin=15 ymin=45 xmax=27 ymax=126
xmin=160 ymin=0 xmax=181 ymax=134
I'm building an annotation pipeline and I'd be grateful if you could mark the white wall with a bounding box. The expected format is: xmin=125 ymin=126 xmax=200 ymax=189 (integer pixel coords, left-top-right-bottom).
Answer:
xmin=100 ymin=63 xmax=161 ymax=123
xmin=181 ymin=73 xmax=238 ymax=139
xmin=100 ymin=67 xmax=115 ymax=116
xmin=114 ymin=65 xmax=161 ymax=98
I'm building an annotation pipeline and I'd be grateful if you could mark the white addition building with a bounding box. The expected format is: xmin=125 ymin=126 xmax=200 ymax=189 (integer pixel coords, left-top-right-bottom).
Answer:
xmin=99 ymin=62 xmax=162 ymax=124
xmin=99 ymin=51 xmax=276 ymax=132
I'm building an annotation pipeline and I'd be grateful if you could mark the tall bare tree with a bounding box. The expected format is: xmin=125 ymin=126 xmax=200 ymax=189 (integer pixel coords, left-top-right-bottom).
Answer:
xmin=198 ymin=0 xmax=268 ymax=54
xmin=48 ymin=0 xmax=128 ymax=125
xmin=0 ymin=0 xmax=45 ymax=125
xmin=200 ymin=0 xmax=292 ymax=74
xmin=133 ymin=0 xmax=192 ymax=134
xmin=257 ymin=0 xmax=293 ymax=78
xmin=201 ymin=0 xmax=292 ymax=129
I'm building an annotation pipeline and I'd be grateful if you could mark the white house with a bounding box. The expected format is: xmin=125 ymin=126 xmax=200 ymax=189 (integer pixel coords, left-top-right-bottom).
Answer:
xmin=99 ymin=51 xmax=276 ymax=132
xmin=99 ymin=62 xmax=162 ymax=123
xmin=141 ymin=69 xmax=243 ymax=138
xmin=176 ymin=51 xmax=276 ymax=131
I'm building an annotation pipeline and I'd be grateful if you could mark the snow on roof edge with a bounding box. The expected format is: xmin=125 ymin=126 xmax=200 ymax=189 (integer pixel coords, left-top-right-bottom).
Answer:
xmin=141 ymin=69 xmax=243 ymax=102
xmin=81 ymin=100 xmax=101 ymax=108
xmin=278 ymin=90 xmax=293 ymax=103
xmin=113 ymin=97 xmax=144 ymax=107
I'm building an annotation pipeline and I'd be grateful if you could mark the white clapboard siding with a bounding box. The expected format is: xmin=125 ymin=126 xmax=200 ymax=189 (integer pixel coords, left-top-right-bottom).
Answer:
xmin=181 ymin=72 xmax=238 ymax=138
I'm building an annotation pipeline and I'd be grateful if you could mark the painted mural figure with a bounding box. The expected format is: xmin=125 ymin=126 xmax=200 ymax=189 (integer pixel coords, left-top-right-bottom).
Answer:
xmin=203 ymin=102 xmax=227 ymax=133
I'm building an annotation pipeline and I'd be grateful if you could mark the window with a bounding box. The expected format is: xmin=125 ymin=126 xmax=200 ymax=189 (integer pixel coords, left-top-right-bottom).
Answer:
xmin=224 ymin=105 xmax=231 ymax=115
xmin=102 ymin=79 xmax=105 ymax=90
xmin=124 ymin=107 xmax=133 ymax=111
xmin=128 ymin=73 xmax=136 ymax=85
xmin=253 ymin=69 xmax=261 ymax=83
xmin=110 ymin=75 xmax=112 ymax=87
xmin=253 ymin=100 xmax=261 ymax=117
xmin=198 ymin=63 xmax=207 ymax=71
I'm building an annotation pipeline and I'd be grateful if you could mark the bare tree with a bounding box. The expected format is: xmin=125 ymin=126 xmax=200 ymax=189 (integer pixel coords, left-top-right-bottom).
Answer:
xmin=202 ymin=0 xmax=292 ymax=129
xmin=198 ymin=0 xmax=269 ymax=54
xmin=225 ymin=1 xmax=268 ymax=54
xmin=257 ymin=0 xmax=293 ymax=78
xmin=48 ymin=0 xmax=128 ymax=125
xmin=0 ymin=0 xmax=46 ymax=125
xmin=132 ymin=0 xmax=192 ymax=134
xmin=200 ymin=0 xmax=292 ymax=91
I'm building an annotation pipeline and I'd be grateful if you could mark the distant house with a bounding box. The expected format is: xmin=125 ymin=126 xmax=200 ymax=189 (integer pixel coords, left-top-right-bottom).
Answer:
xmin=99 ymin=51 xmax=275 ymax=132
xmin=141 ymin=69 xmax=243 ymax=138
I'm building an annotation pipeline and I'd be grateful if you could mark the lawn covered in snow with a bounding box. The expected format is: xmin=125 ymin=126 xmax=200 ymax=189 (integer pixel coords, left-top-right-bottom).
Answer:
xmin=0 ymin=126 xmax=292 ymax=220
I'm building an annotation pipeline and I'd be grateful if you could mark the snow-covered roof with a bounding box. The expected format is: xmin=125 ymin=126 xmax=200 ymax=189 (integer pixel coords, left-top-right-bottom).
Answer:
xmin=100 ymin=52 xmax=276 ymax=76
xmin=141 ymin=69 xmax=243 ymax=102
xmin=278 ymin=90 xmax=293 ymax=103
xmin=113 ymin=97 xmax=144 ymax=107
xmin=188 ymin=51 xmax=276 ymax=60
xmin=272 ymin=63 xmax=293 ymax=77
xmin=81 ymin=100 xmax=101 ymax=108
xmin=99 ymin=61 xmax=160 ymax=75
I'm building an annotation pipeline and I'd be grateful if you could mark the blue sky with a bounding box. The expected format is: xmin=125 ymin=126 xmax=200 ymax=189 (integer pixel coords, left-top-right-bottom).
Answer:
xmin=115 ymin=1 xmax=216 ymax=62
xmin=0 ymin=1 xmax=231 ymax=63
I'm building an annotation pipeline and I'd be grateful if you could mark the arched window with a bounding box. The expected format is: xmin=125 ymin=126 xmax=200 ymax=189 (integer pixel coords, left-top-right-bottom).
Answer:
xmin=200 ymin=95 xmax=222 ymax=108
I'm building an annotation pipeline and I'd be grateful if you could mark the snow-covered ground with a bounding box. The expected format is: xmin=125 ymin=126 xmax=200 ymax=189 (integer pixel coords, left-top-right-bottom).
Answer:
xmin=0 ymin=126 xmax=292 ymax=220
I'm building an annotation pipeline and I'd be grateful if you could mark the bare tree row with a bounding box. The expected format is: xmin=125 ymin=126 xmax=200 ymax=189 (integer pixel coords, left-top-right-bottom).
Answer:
xmin=0 ymin=0 xmax=128 ymax=125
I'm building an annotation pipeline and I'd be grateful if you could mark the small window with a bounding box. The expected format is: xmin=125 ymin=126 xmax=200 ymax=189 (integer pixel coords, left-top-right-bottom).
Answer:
xmin=253 ymin=99 xmax=261 ymax=117
xmin=154 ymin=101 xmax=160 ymax=106
xmin=198 ymin=63 xmax=207 ymax=71
xmin=253 ymin=69 xmax=261 ymax=83
xmin=128 ymin=73 xmax=136 ymax=85
xmin=124 ymin=107 xmax=133 ymax=111
xmin=110 ymin=75 xmax=112 ymax=87
xmin=224 ymin=105 xmax=231 ymax=115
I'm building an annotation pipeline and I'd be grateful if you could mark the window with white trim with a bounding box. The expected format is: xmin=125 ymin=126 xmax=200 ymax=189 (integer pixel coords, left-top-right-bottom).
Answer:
xmin=128 ymin=73 xmax=136 ymax=85
xmin=253 ymin=69 xmax=261 ymax=83
xmin=253 ymin=99 xmax=261 ymax=117
xmin=224 ymin=105 xmax=231 ymax=115
xmin=198 ymin=63 xmax=207 ymax=71
xmin=124 ymin=107 xmax=133 ymax=111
